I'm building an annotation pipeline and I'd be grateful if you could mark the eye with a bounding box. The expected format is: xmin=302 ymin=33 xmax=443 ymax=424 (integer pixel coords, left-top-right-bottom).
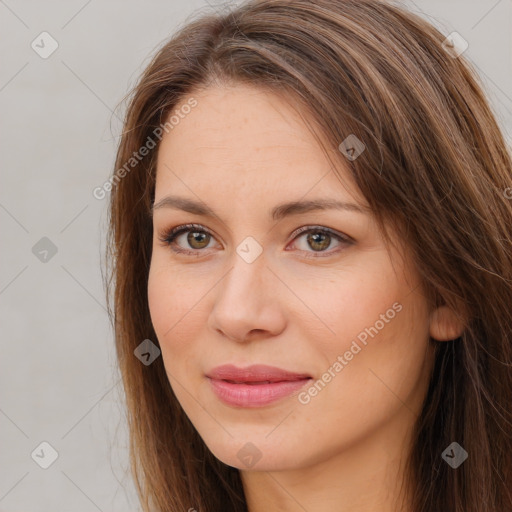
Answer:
xmin=158 ymin=223 xmax=353 ymax=258
xmin=287 ymin=225 xmax=353 ymax=258
xmin=158 ymin=223 xmax=217 ymax=255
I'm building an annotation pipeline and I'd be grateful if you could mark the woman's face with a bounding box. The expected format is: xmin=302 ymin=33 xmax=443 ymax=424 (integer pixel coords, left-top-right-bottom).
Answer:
xmin=148 ymin=83 xmax=436 ymax=472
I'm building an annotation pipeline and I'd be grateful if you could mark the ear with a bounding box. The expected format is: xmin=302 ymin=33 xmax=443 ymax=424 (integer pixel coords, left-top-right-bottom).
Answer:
xmin=429 ymin=305 xmax=465 ymax=341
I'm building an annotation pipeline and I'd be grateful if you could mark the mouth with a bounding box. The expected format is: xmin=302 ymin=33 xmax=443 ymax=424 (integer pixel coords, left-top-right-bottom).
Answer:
xmin=206 ymin=363 xmax=311 ymax=382
xmin=206 ymin=364 xmax=313 ymax=408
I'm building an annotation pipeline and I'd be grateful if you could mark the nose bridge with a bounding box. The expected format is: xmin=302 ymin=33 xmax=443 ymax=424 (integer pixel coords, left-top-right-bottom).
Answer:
xmin=220 ymin=227 xmax=268 ymax=296
xmin=220 ymin=247 xmax=268 ymax=308
xmin=209 ymin=246 xmax=284 ymax=342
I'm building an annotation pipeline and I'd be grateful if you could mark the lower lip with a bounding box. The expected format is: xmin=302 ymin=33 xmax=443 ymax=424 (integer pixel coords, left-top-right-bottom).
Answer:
xmin=207 ymin=377 xmax=312 ymax=407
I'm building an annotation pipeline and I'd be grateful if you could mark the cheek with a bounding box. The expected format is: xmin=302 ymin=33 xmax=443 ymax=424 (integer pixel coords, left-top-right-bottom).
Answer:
xmin=287 ymin=261 xmax=405 ymax=354
xmin=148 ymin=263 xmax=194 ymax=352
xmin=309 ymin=284 xmax=431 ymax=423
xmin=148 ymin=264 xmax=175 ymax=336
xmin=291 ymin=257 xmax=431 ymax=394
xmin=147 ymin=260 xmax=213 ymax=380
xmin=148 ymin=254 xmax=205 ymax=330
xmin=291 ymin=284 xmax=431 ymax=454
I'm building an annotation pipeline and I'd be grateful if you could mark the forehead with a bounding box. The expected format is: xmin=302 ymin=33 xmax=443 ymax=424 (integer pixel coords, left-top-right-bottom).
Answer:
xmin=155 ymin=83 xmax=363 ymax=206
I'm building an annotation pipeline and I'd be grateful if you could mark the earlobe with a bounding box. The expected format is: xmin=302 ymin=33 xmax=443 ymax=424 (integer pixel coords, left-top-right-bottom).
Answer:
xmin=429 ymin=306 xmax=465 ymax=341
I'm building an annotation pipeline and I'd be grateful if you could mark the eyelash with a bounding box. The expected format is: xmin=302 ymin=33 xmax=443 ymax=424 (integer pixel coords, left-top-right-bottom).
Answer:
xmin=157 ymin=223 xmax=353 ymax=259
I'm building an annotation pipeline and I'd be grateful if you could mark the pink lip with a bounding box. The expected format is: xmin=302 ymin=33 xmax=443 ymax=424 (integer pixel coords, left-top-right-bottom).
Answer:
xmin=206 ymin=364 xmax=312 ymax=408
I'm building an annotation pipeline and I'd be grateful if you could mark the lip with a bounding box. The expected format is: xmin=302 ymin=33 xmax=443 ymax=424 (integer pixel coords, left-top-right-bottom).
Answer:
xmin=206 ymin=364 xmax=311 ymax=382
xmin=206 ymin=364 xmax=312 ymax=408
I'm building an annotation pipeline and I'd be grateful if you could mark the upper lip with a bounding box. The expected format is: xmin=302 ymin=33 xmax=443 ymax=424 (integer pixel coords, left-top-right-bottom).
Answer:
xmin=206 ymin=364 xmax=312 ymax=383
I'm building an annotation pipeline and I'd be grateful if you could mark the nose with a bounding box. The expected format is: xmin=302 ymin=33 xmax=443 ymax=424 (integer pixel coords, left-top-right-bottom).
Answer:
xmin=207 ymin=252 xmax=287 ymax=343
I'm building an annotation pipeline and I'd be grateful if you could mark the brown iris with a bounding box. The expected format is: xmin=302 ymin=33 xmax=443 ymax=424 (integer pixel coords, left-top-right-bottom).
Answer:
xmin=187 ymin=231 xmax=211 ymax=249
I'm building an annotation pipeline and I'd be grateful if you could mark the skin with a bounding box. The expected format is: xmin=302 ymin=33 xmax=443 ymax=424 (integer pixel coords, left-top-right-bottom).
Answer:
xmin=147 ymin=83 xmax=463 ymax=512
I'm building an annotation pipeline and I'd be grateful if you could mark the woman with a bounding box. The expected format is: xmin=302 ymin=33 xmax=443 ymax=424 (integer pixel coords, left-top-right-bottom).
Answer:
xmin=105 ymin=0 xmax=512 ymax=510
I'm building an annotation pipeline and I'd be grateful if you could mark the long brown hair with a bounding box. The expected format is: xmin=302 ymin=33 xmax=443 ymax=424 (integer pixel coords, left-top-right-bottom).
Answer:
xmin=104 ymin=1 xmax=512 ymax=510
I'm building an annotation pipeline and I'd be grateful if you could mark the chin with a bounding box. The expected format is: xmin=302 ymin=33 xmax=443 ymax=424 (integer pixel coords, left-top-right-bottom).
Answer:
xmin=202 ymin=432 xmax=307 ymax=471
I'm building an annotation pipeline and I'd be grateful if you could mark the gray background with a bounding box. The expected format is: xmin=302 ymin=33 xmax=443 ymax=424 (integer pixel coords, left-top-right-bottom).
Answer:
xmin=1 ymin=1 xmax=511 ymax=510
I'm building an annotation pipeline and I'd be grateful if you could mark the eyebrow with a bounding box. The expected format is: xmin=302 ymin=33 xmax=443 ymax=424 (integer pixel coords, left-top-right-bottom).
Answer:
xmin=151 ymin=195 xmax=371 ymax=222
